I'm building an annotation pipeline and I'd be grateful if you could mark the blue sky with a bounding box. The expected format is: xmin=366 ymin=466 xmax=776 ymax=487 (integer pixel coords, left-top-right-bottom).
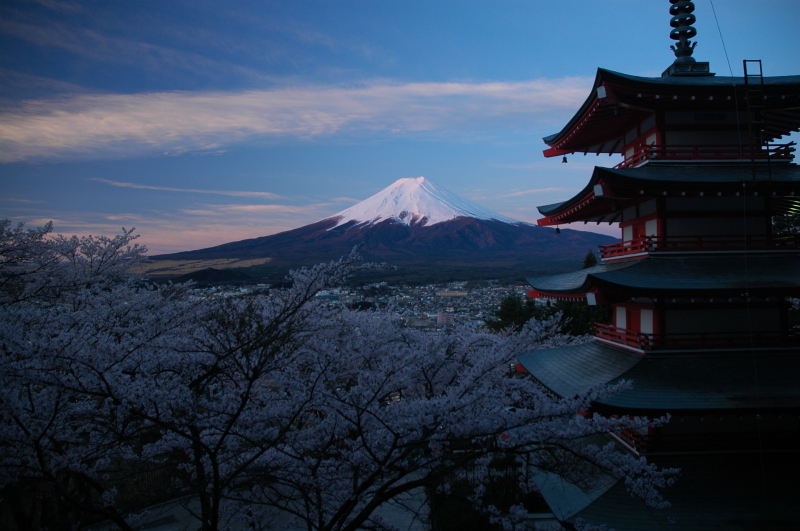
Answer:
xmin=1 ymin=0 xmax=799 ymax=253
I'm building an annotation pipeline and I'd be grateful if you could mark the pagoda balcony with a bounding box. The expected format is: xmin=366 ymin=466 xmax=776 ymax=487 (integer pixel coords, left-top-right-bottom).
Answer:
xmin=593 ymin=323 xmax=800 ymax=351
xmin=614 ymin=142 xmax=796 ymax=169
xmin=598 ymin=234 xmax=800 ymax=260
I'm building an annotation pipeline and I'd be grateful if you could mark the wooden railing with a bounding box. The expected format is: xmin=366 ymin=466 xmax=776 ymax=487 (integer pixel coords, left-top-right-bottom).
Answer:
xmin=612 ymin=427 xmax=650 ymax=454
xmin=593 ymin=323 xmax=800 ymax=350
xmin=598 ymin=234 xmax=800 ymax=259
xmin=615 ymin=142 xmax=796 ymax=169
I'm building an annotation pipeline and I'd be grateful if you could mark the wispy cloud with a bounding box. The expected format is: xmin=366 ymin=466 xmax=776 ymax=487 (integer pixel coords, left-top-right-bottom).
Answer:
xmin=7 ymin=202 xmax=337 ymax=255
xmin=91 ymin=178 xmax=283 ymax=199
xmin=178 ymin=209 xmax=221 ymax=216
xmin=209 ymin=204 xmax=310 ymax=213
xmin=330 ymin=197 xmax=360 ymax=203
xmin=0 ymin=68 xmax=89 ymax=100
xmin=29 ymin=0 xmax=83 ymax=14
xmin=104 ymin=213 xmax=147 ymax=222
xmin=0 ymin=17 xmax=269 ymax=88
xmin=2 ymin=197 xmax=45 ymax=204
xmin=496 ymin=187 xmax=575 ymax=198
xmin=0 ymin=77 xmax=590 ymax=162
xmin=177 ymin=202 xmax=334 ymax=220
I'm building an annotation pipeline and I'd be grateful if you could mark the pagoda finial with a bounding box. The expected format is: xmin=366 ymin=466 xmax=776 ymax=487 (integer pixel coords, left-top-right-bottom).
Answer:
xmin=662 ymin=0 xmax=712 ymax=76
xmin=669 ymin=0 xmax=698 ymax=63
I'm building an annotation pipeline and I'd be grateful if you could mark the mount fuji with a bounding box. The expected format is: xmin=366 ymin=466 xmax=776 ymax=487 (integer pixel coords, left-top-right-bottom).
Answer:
xmin=330 ymin=177 xmax=520 ymax=228
xmin=152 ymin=177 xmax=617 ymax=281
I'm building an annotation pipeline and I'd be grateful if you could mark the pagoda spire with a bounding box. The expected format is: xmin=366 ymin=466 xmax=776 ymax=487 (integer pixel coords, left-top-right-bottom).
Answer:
xmin=669 ymin=0 xmax=697 ymax=61
xmin=662 ymin=0 xmax=713 ymax=76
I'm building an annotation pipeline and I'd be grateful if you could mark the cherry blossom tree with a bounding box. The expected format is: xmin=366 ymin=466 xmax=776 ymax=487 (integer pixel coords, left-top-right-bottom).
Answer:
xmin=0 ymin=220 xmax=173 ymax=530
xmin=0 ymin=221 xmax=676 ymax=531
xmin=241 ymin=311 xmax=674 ymax=531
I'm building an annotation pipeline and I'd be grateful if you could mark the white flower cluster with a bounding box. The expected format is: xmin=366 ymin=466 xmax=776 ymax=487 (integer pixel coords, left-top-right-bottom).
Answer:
xmin=0 ymin=220 xmax=676 ymax=531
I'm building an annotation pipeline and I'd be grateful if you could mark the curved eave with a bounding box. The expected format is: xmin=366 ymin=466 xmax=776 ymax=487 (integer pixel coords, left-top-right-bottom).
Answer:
xmin=526 ymin=261 xmax=640 ymax=296
xmin=527 ymin=255 xmax=800 ymax=298
xmin=528 ymin=289 xmax=595 ymax=302
xmin=518 ymin=341 xmax=800 ymax=411
xmin=536 ymin=191 xmax=618 ymax=227
xmin=518 ymin=342 xmax=641 ymax=400
xmin=536 ymin=170 xmax=606 ymax=226
xmin=600 ymin=349 xmax=800 ymax=411
xmin=542 ymin=69 xmax=607 ymax=147
xmin=542 ymin=69 xmax=650 ymax=157
xmin=536 ymin=164 xmax=800 ymax=226
xmin=543 ymin=69 xmax=800 ymax=156
xmin=595 ymin=163 xmax=800 ymax=187
xmin=590 ymin=255 xmax=800 ymax=297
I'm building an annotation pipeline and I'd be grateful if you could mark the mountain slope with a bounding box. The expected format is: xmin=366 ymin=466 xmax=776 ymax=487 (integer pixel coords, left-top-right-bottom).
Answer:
xmin=152 ymin=177 xmax=617 ymax=273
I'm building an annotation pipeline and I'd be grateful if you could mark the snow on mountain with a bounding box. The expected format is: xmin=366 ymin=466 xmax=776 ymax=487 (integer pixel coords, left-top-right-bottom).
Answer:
xmin=328 ymin=177 xmax=523 ymax=228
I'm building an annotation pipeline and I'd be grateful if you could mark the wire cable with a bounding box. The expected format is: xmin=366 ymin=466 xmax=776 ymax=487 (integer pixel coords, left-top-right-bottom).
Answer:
xmin=709 ymin=0 xmax=734 ymax=77
xmin=710 ymin=0 xmax=768 ymax=511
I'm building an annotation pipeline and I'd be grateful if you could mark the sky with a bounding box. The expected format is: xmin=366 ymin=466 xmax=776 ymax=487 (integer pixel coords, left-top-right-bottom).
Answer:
xmin=1 ymin=0 xmax=799 ymax=254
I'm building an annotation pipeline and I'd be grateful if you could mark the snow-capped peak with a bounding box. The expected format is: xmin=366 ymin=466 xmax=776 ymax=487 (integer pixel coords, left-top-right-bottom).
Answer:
xmin=327 ymin=176 xmax=522 ymax=228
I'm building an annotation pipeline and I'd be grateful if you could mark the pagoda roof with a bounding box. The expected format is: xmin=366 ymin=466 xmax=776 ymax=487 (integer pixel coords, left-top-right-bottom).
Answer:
xmin=517 ymin=341 xmax=800 ymax=411
xmin=561 ymin=452 xmax=800 ymax=530
xmin=536 ymin=164 xmax=800 ymax=225
xmin=527 ymin=261 xmax=634 ymax=295
xmin=543 ymin=68 xmax=800 ymax=156
xmin=527 ymin=254 xmax=800 ymax=298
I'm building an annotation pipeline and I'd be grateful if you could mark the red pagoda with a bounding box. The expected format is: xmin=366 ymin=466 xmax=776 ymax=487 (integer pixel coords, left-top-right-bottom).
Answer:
xmin=518 ymin=1 xmax=800 ymax=528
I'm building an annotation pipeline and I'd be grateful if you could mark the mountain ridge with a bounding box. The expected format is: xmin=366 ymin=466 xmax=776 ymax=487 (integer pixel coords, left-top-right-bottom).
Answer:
xmin=151 ymin=177 xmax=617 ymax=279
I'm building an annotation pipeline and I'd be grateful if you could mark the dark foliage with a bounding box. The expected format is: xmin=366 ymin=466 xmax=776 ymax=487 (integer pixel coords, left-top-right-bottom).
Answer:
xmin=464 ymin=279 xmax=490 ymax=290
xmin=348 ymin=300 xmax=375 ymax=311
xmin=485 ymin=295 xmax=542 ymax=332
xmin=240 ymin=260 xmax=581 ymax=288
xmin=582 ymin=250 xmax=598 ymax=269
xmin=773 ymin=213 xmax=800 ymax=237
xmin=173 ymin=267 xmax=252 ymax=286
xmin=429 ymin=456 xmax=549 ymax=531
xmin=485 ymin=294 xmax=611 ymax=336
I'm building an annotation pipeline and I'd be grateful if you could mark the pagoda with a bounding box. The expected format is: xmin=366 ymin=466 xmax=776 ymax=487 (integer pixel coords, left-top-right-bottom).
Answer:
xmin=518 ymin=1 xmax=800 ymax=528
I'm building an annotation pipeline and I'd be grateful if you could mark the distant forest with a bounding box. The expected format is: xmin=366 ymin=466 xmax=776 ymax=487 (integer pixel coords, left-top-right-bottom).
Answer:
xmin=167 ymin=258 xmax=591 ymax=288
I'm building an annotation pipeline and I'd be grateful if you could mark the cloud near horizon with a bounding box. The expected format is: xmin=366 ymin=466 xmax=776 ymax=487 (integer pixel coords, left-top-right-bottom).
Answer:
xmin=496 ymin=187 xmax=576 ymax=198
xmin=201 ymin=203 xmax=319 ymax=214
xmin=0 ymin=77 xmax=590 ymax=162
xmin=16 ymin=205 xmax=332 ymax=255
xmin=91 ymin=178 xmax=284 ymax=199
